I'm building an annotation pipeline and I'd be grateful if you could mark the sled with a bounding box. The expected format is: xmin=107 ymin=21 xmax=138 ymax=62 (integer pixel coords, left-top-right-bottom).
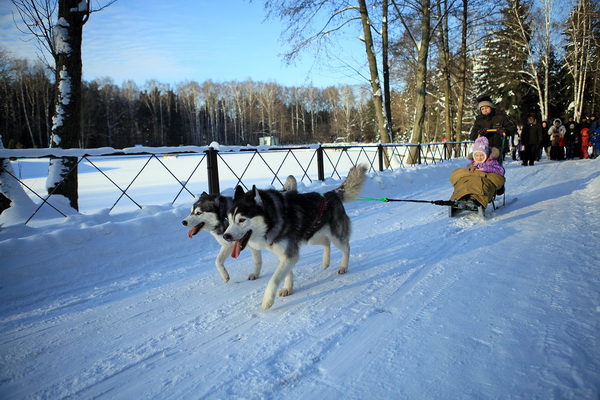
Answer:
xmin=448 ymin=199 xmax=485 ymax=218
xmin=448 ymin=191 xmax=517 ymax=219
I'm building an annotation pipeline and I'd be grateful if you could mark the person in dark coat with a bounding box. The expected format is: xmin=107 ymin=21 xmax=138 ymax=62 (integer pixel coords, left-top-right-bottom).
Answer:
xmin=564 ymin=121 xmax=581 ymax=160
xmin=540 ymin=120 xmax=551 ymax=161
xmin=469 ymin=96 xmax=516 ymax=162
xmin=590 ymin=114 xmax=599 ymax=132
xmin=520 ymin=114 xmax=544 ymax=166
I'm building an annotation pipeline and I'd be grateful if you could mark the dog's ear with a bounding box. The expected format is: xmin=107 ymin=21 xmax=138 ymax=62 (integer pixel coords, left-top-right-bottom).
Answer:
xmin=234 ymin=185 xmax=245 ymax=201
xmin=252 ymin=185 xmax=263 ymax=206
xmin=201 ymin=191 xmax=208 ymax=196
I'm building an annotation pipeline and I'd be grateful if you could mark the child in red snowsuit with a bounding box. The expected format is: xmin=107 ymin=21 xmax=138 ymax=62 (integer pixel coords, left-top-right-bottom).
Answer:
xmin=580 ymin=128 xmax=590 ymax=159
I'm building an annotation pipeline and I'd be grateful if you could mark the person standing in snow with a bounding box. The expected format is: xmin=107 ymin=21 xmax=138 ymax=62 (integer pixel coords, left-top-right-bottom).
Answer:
xmin=540 ymin=120 xmax=551 ymax=161
xmin=520 ymin=114 xmax=543 ymax=166
xmin=590 ymin=127 xmax=600 ymax=159
xmin=579 ymin=127 xmax=590 ymax=159
xmin=564 ymin=121 xmax=581 ymax=160
xmin=511 ymin=124 xmax=522 ymax=161
xmin=548 ymin=119 xmax=566 ymax=160
xmin=589 ymin=114 xmax=599 ymax=132
xmin=450 ymin=136 xmax=505 ymax=209
xmin=469 ymin=96 xmax=516 ymax=162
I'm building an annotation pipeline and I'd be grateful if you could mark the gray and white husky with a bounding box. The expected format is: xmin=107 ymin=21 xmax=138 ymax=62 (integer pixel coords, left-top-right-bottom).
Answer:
xmin=182 ymin=176 xmax=297 ymax=283
xmin=223 ymin=165 xmax=367 ymax=310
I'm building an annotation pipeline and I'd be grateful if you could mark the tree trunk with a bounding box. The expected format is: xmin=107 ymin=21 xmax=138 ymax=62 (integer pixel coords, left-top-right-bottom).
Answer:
xmin=407 ymin=0 xmax=431 ymax=164
xmin=46 ymin=0 xmax=88 ymax=211
xmin=455 ymin=0 xmax=468 ymax=147
xmin=382 ymin=0 xmax=394 ymax=141
xmin=437 ymin=0 xmax=453 ymax=143
xmin=358 ymin=0 xmax=390 ymax=144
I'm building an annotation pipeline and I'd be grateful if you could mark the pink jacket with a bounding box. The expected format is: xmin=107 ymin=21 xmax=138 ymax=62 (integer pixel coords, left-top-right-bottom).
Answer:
xmin=467 ymin=158 xmax=505 ymax=176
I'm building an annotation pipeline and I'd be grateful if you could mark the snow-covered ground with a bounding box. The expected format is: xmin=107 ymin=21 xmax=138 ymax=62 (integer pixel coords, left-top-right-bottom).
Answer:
xmin=1 ymin=155 xmax=599 ymax=399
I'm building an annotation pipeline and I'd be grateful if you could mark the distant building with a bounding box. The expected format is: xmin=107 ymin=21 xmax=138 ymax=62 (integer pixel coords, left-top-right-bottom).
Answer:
xmin=254 ymin=130 xmax=280 ymax=146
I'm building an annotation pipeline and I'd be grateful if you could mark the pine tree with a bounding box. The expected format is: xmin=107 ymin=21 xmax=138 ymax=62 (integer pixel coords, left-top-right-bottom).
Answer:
xmin=473 ymin=0 xmax=532 ymax=119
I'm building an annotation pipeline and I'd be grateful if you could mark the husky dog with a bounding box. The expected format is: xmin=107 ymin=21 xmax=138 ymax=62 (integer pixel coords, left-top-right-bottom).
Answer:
xmin=182 ymin=175 xmax=297 ymax=283
xmin=223 ymin=165 xmax=367 ymax=310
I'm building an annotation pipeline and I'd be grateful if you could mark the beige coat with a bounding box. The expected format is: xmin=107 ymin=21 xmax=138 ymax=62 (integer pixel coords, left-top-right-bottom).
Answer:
xmin=449 ymin=168 xmax=505 ymax=208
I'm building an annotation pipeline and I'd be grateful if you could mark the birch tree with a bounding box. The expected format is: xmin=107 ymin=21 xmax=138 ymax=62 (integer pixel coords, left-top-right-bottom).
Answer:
xmin=11 ymin=0 xmax=116 ymax=210
xmin=562 ymin=0 xmax=600 ymax=121
xmin=504 ymin=0 xmax=556 ymax=120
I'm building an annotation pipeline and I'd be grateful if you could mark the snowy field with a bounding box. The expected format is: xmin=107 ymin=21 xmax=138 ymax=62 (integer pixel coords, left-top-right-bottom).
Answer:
xmin=1 ymin=154 xmax=599 ymax=399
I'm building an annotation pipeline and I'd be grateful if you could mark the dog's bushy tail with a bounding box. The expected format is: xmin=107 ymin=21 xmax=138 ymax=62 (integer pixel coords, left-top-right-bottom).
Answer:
xmin=282 ymin=175 xmax=297 ymax=192
xmin=334 ymin=164 xmax=367 ymax=203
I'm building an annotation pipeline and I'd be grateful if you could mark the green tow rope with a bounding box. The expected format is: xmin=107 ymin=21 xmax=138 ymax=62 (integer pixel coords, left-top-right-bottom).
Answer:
xmin=356 ymin=196 xmax=456 ymax=207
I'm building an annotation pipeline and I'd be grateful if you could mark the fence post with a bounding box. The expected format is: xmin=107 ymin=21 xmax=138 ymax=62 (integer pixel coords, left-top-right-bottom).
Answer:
xmin=206 ymin=147 xmax=220 ymax=194
xmin=317 ymin=145 xmax=325 ymax=181
xmin=378 ymin=144 xmax=384 ymax=171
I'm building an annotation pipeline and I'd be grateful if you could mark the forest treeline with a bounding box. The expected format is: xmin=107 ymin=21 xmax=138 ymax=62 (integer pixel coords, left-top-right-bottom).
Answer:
xmin=0 ymin=60 xmax=383 ymax=149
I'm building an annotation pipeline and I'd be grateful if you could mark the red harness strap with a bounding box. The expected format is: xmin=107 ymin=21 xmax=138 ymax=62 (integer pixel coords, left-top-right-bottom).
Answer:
xmin=310 ymin=197 xmax=327 ymax=230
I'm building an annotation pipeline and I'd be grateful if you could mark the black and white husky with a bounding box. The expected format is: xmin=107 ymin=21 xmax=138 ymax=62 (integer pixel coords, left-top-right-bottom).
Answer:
xmin=182 ymin=176 xmax=297 ymax=283
xmin=223 ymin=165 xmax=367 ymax=310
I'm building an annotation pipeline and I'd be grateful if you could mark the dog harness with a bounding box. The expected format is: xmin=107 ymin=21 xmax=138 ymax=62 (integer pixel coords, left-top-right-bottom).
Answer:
xmin=309 ymin=197 xmax=328 ymax=231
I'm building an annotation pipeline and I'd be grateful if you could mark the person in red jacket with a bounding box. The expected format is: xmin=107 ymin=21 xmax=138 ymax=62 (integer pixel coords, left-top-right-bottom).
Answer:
xmin=580 ymin=127 xmax=590 ymax=159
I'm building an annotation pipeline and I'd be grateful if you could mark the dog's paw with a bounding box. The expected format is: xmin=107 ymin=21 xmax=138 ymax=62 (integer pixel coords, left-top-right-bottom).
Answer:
xmin=279 ymin=288 xmax=292 ymax=297
xmin=262 ymin=297 xmax=274 ymax=310
xmin=222 ymin=274 xmax=230 ymax=283
xmin=337 ymin=267 xmax=348 ymax=275
xmin=322 ymin=262 xmax=330 ymax=270
xmin=247 ymin=273 xmax=258 ymax=281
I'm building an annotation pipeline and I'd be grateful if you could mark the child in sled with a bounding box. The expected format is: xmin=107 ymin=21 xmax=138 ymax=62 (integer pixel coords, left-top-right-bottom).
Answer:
xmin=449 ymin=136 xmax=506 ymax=209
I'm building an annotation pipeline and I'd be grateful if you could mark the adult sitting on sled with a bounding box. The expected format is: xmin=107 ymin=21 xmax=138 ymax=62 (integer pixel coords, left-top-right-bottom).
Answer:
xmin=449 ymin=136 xmax=505 ymax=209
xmin=469 ymin=95 xmax=516 ymax=161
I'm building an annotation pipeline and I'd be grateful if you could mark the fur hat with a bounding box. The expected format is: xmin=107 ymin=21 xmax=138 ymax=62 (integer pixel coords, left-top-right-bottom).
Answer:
xmin=553 ymin=118 xmax=562 ymax=125
xmin=472 ymin=136 xmax=489 ymax=158
xmin=477 ymin=95 xmax=494 ymax=110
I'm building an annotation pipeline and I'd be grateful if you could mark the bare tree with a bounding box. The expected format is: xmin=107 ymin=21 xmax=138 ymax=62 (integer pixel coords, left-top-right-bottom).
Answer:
xmin=562 ymin=0 xmax=600 ymax=121
xmin=357 ymin=0 xmax=392 ymax=143
xmin=436 ymin=0 xmax=454 ymax=141
xmin=392 ymin=0 xmax=434 ymax=163
xmin=11 ymin=0 xmax=117 ymax=210
xmin=455 ymin=0 xmax=469 ymax=143
xmin=263 ymin=0 xmax=392 ymax=143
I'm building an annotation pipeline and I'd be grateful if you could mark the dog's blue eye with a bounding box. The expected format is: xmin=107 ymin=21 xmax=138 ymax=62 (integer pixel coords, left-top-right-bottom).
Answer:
xmin=195 ymin=211 xmax=202 ymax=215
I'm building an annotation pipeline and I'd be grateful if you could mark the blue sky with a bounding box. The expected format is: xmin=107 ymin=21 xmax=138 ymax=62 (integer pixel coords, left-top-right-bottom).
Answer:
xmin=0 ymin=0 xmax=367 ymax=88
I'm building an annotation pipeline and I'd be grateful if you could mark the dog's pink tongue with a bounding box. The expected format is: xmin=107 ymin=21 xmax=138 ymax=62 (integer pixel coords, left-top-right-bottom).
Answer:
xmin=231 ymin=241 xmax=242 ymax=258
xmin=187 ymin=227 xmax=198 ymax=238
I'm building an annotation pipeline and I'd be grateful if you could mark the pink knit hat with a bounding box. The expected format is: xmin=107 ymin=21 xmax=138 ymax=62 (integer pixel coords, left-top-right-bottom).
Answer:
xmin=473 ymin=136 xmax=490 ymax=158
